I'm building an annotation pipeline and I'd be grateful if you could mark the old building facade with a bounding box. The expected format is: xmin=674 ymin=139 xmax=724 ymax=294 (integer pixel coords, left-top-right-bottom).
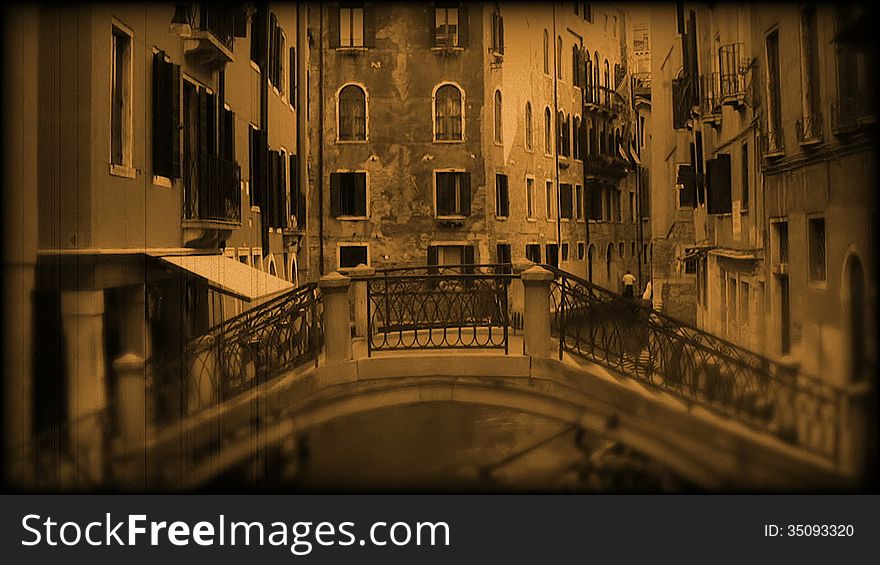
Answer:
xmin=305 ymin=1 xmax=647 ymax=292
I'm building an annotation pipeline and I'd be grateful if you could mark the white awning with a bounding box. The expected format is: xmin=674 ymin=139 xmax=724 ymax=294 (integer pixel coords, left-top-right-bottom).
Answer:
xmin=159 ymin=254 xmax=293 ymax=302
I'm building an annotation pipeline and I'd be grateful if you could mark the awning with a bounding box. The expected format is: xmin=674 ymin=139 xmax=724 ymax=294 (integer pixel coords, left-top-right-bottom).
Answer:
xmin=159 ymin=254 xmax=294 ymax=302
xmin=709 ymin=248 xmax=758 ymax=261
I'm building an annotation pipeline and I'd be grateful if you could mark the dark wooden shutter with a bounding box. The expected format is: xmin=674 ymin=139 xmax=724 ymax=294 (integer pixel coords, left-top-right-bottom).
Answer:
xmin=500 ymin=175 xmax=509 ymax=217
xmin=677 ymin=164 xmax=696 ymax=208
xmin=458 ymin=5 xmax=468 ymax=48
xmin=233 ymin=6 xmax=248 ymax=37
xmin=363 ymin=3 xmax=376 ymax=47
xmin=268 ymin=150 xmax=277 ymax=227
xmin=280 ymin=152 xmax=288 ymax=227
xmin=706 ymin=154 xmax=732 ymax=214
xmin=498 ymin=15 xmax=504 ymax=54
xmin=462 ymin=245 xmax=475 ymax=274
xmin=427 ymin=245 xmax=439 ymax=274
xmin=198 ymin=87 xmax=208 ymax=159
xmin=330 ymin=173 xmax=341 ymax=217
xmin=289 ymin=47 xmax=297 ymax=108
xmin=152 ymin=52 xmax=173 ymax=179
xmin=460 ymin=172 xmax=471 ymax=216
xmin=329 ymin=5 xmax=340 ymax=48
xmin=170 ymin=63 xmax=181 ymax=178
xmin=354 ymin=172 xmax=367 ymax=216
xmin=428 ymin=4 xmax=437 ymax=46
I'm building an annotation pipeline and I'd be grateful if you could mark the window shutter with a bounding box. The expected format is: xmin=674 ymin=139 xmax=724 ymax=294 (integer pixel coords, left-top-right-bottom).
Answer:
xmin=330 ymin=173 xmax=341 ymax=217
xmin=578 ymin=51 xmax=586 ymax=88
xmin=706 ymin=154 xmax=732 ymax=214
xmin=233 ymin=6 xmax=248 ymax=37
xmin=462 ymin=245 xmax=475 ymax=274
xmin=428 ymin=4 xmax=437 ymax=47
xmin=498 ymin=16 xmax=504 ymax=54
xmin=289 ymin=47 xmax=297 ymax=108
xmin=267 ymin=150 xmax=276 ymax=226
xmin=329 ymin=5 xmax=340 ymax=48
xmin=460 ymin=172 xmax=471 ymax=216
xmin=259 ymin=131 xmax=269 ymax=213
xmin=427 ymin=245 xmax=439 ymax=274
xmin=289 ymin=155 xmax=297 ymax=220
xmin=354 ymin=173 xmax=367 ymax=216
xmin=458 ymin=5 xmax=468 ymax=48
xmin=152 ymin=52 xmax=168 ymax=178
xmin=171 ymin=63 xmax=181 ymax=178
xmin=279 ymin=152 xmax=287 ymax=228
xmin=363 ymin=3 xmax=376 ymax=48
xmin=501 ymin=176 xmax=509 ymax=217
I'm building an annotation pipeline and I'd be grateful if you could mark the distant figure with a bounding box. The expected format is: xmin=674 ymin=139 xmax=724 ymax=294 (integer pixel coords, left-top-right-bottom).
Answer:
xmin=622 ymin=270 xmax=636 ymax=298
xmin=642 ymin=280 xmax=653 ymax=307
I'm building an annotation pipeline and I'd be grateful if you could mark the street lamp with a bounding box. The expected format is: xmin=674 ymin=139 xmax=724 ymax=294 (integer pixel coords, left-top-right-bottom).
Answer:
xmin=169 ymin=3 xmax=193 ymax=37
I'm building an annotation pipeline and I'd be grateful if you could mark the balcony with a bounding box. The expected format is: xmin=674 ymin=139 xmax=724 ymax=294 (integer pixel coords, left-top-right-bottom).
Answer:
xmin=584 ymin=154 xmax=628 ymax=181
xmin=718 ymin=43 xmax=747 ymax=107
xmin=632 ymin=72 xmax=651 ymax=98
xmin=700 ymin=73 xmax=722 ymax=127
xmin=795 ymin=113 xmax=824 ymax=147
xmin=183 ymin=152 xmax=242 ymax=226
xmin=584 ymin=86 xmax=627 ymax=118
xmin=183 ymin=1 xmax=237 ymax=66
xmin=831 ymin=94 xmax=875 ymax=136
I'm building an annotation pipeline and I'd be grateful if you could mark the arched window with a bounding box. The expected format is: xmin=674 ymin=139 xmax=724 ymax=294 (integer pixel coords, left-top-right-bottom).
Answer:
xmin=606 ymin=243 xmax=614 ymax=282
xmin=338 ymin=84 xmax=366 ymax=141
xmin=544 ymin=107 xmax=552 ymax=154
xmin=603 ymin=59 xmax=610 ymax=103
xmin=556 ymin=36 xmax=564 ymax=79
xmin=543 ymin=30 xmax=549 ymax=74
xmin=494 ymin=90 xmax=503 ymax=143
xmin=573 ymin=116 xmax=581 ymax=159
xmin=525 ymin=102 xmax=533 ymax=150
xmin=572 ymin=44 xmax=579 ymax=86
xmin=434 ymin=83 xmax=463 ymax=141
xmin=587 ymin=118 xmax=595 ymax=156
xmin=594 ymin=52 xmax=600 ymax=99
xmin=557 ymin=110 xmax=565 ymax=156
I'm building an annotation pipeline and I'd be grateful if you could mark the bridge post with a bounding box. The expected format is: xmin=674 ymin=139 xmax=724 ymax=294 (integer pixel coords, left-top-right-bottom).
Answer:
xmin=510 ymin=259 xmax=535 ymax=333
xmin=349 ymin=263 xmax=375 ymax=338
xmin=319 ymin=271 xmax=353 ymax=364
xmin=522 ymin=265 xmax=554 ymax=358
xmin=112 ymin=353 xmax=146 ymax=488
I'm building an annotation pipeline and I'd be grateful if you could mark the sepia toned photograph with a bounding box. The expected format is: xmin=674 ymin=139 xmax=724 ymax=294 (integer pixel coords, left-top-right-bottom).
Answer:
xmin=1 ymin=0 xmax=876 ymax=494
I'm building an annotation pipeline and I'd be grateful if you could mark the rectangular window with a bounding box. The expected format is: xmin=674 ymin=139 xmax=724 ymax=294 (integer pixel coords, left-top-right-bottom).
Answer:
xmin=740 ymin=281 xmax=750 ymax=328
xmin=741 ymin=142 xmax=749 ymax=211
xmin=330 ymin=172 xmax=368 ymax=217
xmin=111 ymin=25 xmax=132 ymax=168
xmin=561 ymin=242 xmax=570 ymax=261
xmin=340 ymin=4 xmax=365 ymax=47
xmin=577 ymin=242 xmax=585 ymax=260
xmin=495 ymin=174 xmax=509 ymax=217
xmin=765 ymin=30 xmax=783 ymax=143
xmin=575 ymin=185 xmax=584 ymax=220
xmin=525 ymin=244 xmax=541 ymax=264
xmin=560 ymin=183 xmax=573 ymax=219
xmin=629 ymin=192 xmax=635 ymax=222
xmin=526 ymin=177 xmax=536 ymax=219
xmin=339 ymin=245 xmax=369 ymax=269
xmin=729 ymin=278 xmax=738 ymax=323
xmin=774 ymin=221 xmax=789 ymax=264
xmin=152 ymin=51 xmax=181 ymax=180
xmin=546 ymin=181 xmax=555 ymax=219
xmin=809 ymin=217 xmax=826 ymax=281
xmin=491 ymin=10 xmax=504 ymax=54
xmin=435 ymin=171 xmax=471 ymax=217
xmin=545 ymin=243 xmax=559 ymax=268
xmin=496 ymin=243 xmax=511 ymax=267
xmin=436 ymin=6 xmax=461 ymax=48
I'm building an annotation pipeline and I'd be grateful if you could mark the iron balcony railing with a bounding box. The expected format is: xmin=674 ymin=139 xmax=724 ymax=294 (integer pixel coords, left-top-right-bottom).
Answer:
xmin=718 ymin=43 xmax=747 ymax=103
xmin=544 ymin=265 xmax=841 ymax=461
xmin=700 ymin=72 xmax=722 ymax=119
xmin=584 ymin=85 xmax=627 ymax=116
xmin=830 ymin=94 xmax=874 ymax=135
xmin=197 ymin=0 xmax=235 ymax=52
xmin=147 ymin=283 xmax=323 ymax=426
xmin=584 ymin=154 xmax=628 ymax=179
xmin=367 ymin=265 xmax=513 ymax=355
xmin=183 ymin=152 xmax=242 ymax=223
xmin=762 ymin=129 xmax=785 ymax=157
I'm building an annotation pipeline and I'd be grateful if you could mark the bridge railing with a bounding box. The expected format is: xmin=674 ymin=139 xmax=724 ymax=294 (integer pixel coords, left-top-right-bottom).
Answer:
xmin=367 ymin=265 xmax=513 ymax=355
xmin=147 ymin=282 xmax=323 ymax=426
xmin=544 ymin=265 xmax=842 ymax=461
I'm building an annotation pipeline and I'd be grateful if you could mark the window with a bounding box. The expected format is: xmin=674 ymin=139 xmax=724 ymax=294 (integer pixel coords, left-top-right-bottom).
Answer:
xmin=546 ymin=243 xmax=559 ymax=268
xmin=629 ymin=192 xmax=635 ymax=222
xmin=543 ymin=29 xmax=550 ymax=74
xmin=495 ymin=174 xmax=509 ymax=217
xmin=619 ymin=242 xmax=625 ymax=258
xmin=545 ymin=181 xmax=554 ymax=219
xmin=435 ymin=171 xmax=471 ymax=217
xmin=152 ymin=51 xmax=181 ymax=180
xmin=544 ymin=107 xmax=552 ymax=154
xmin=774 ymin=220 xmax=789 ymax=263
xmin=800 ymin=5 xmax=821 ymax=125
xmin=560 ymin=183 xmax=573 ymax=219
xmin=435 ymin=4 xmax=461 ymax=47
xmin=557 ymin=112 xmax=570 ymax=157
xmin=765 ymin=30 xmax=783 ymax=146
xmin=491 ymin=8 xmax=504 ymax=54
xmin=577 ymin=242 xmax=585 ymax=260
xmin=561 ymin=242 xmax=570 ymax=261
xmin=111 ymin=25 xmax=132 ymax=170
xmin=338 ymin=84 xmax=366 ymax=141
xmin=526 ymin=177 xmax=536 ymax=219
xmin=728 ymin=277 xmax=738 ymax=323
xmin=809 ymin=217 xmax=826 ymax=281
xmin=289 ymin=47 xmax=297 ymax=108
xmin=330 ymin=172 xmax=368 ymax=218
xmin=557 ymin=36 xmax=564 ymax=79
xmin=572 ymin=44 xmax=581 ymax=88
xmin=572 ymin=116 xmax=581 ymax=159
xmin=268 ymin=14 xmax=285 ymax=90
xmin=496 ymin=243 xmax=511 ymax=267
xmin=741 ymin=142 xmax=749 ymax=211
xmin=428 ymin=245 xmax=475 ymax=269
xmin=494 ymin=90 xmax=503 ymax=143
xmin=526 ymin=244 xmax=541 ymax=264
xmin=434 ymin=84 xmax=463 ymax=141
xmin=740 ymin=281 xmax=750 ymax=328
xmin=525 ymin=102 xmax=533 ymax=150
xmin=575 ymin=185 xmax=583 ymax=220
xmin=339 ymin=245 xmax=369 ymax=269
xmin=340 ymin=2 xmax=364 ymax=47
xmin=611 ymin=15 xmax=617 ymax=38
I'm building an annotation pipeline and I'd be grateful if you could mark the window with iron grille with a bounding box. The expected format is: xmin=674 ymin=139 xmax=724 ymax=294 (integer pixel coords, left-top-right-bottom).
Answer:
xmin=774 ymin=221 xmax=789 ymax=264
xmin=809 ymin=217 xmax=826 ymax=281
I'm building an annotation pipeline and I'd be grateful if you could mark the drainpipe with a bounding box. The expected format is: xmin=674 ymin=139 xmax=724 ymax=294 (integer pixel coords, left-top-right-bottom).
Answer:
xmin=582 ymin=52 xmax=591 ymax=281
xmin=317 ymin=1 xmax=326 ymax=275
xmin=633 ymin=76 xmax=644 ymax=289
xmin=552 ymin=4 xmax=561 ymax=265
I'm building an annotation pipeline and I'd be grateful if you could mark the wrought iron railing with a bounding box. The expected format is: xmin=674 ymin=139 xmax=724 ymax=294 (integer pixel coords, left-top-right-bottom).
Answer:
xmin=147 ymin=283 xmax=323 ymax=426
xmin=367 ymin=265 xmax=512 ymax=355
xmin=831 ymin=96 xmax=861 ymax=134
xmin=197 ymin=0 xmax=235 ymax=52
xmin=585 ymin=154 xmax=628 ymax=179
xmin=584 ymin=85 xmax=627 ymax=116
xmin=763 ymin=129 xmax=784 ymax=157
xmin=796 ymin=113 xmax=824 ymax=144
xmin=183 ymin=152 xmax=242 ymax=223
xmin=544 ymin=266 xmax=841 ymax=460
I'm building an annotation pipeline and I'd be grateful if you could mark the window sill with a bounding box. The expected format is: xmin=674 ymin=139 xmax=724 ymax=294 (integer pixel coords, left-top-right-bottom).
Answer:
xmin=336 ymin=139 xmax=368 ymax=144
xmin=110 ymin=164 xmax=136 ymax=179
xmin=336 ymin=216 xmax=369 ymax=221
xmin=436 ymin=215 xmax=468 ymax=221
xmin=808 ymin=279 xmax=828 ymax=290
xmin=152 ymin=175 xmax=172 ymax=188
xmin=337 ymin=47 xmax=368 ymax=56
xmin=495 ymin=215 xmax=508 ymax=221
xmin=249 ymin=60 xmax=261 ymax=73
xmin=527 ymin=217 xmax=537 ymax=222
xmin=251 ymin=205 xmax=261 ymax=213
xmin=433 ymin=138 xmax=465 ymax=144
xmin=430 ymin=46 xmax=464 ymax=53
